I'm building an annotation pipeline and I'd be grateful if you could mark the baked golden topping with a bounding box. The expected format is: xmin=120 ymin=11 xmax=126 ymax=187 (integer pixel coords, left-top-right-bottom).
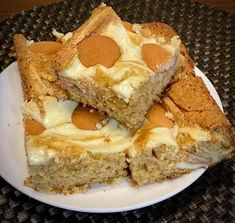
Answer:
xmin=141 ymin=43 xmax=171 ymax=72
xmin=25 ymin=118 xmax=46 ymax=135
xmin=77 ymin=35 xmax=121 ymax=68
xmin=72 ymin=105 xmax=106 ymax=130
xmin=146 ymin=104 xmax=174 ymax=128
xmin=29 ymin=41 xmax=63 ymax=55
xmin=122 ymin=21 xmax=133 ymax=32
xmin=167 ymin=76 xmax=230 ymax=129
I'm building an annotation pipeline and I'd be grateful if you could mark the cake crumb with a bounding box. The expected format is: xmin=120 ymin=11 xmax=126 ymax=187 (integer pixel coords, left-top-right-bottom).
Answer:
xmin=96 ymin=123 xmax=102 ymax=130
xmin=104 ymin=136 xmax=111 ymax=143
xmin=158 ymin=36 xmax=166 ymax=43
xmin=101 ymin=118 xmax=108 ymax=126
xmin=165 ymin=112 xmax=174 ymax=121
xmin=52 ymin=29 xmax=73 ymax=43
xmin=100 ymin=2 xmax=107 ymax=7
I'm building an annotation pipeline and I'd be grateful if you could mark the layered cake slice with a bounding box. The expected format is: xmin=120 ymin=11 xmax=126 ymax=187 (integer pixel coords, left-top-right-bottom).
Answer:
xmin=128 ymin=76 xmax=234 ymax=185
xmin=55 ymin=4 xmax=181 ymax=131
xmin=23 ymin=97 xmax=130 ymax=193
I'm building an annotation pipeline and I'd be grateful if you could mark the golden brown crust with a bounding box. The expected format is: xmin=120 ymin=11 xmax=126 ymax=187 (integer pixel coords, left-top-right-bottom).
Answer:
xmin=54 ymin=5 xmax=121 ymax=71
xmin=14 ymin=34 xmax=68 ymax=100
xmin=178 ymin=44 xmax=195 ymax=78
xmin=168 ymin=76 xmax=217 ymax=111
xmin=163 ymin=76 xmax=231 ymax=130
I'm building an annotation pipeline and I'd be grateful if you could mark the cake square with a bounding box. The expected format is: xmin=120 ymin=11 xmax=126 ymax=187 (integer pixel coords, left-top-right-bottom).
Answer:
xmin=55 ymin=4 xmax=181 ymax=131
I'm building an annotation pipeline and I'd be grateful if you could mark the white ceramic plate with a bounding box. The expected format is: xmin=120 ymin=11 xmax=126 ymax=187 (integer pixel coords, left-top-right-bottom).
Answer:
xmin=0 ymin=63 xmax=223 ymax=213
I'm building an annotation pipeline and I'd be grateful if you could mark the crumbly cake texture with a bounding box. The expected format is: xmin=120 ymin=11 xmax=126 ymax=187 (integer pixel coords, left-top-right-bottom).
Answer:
xmin=55 ymin=5 xmax=180 ymax=132
xmin=25 ymin=149 xmax=127 ymax=194
xmin=129 ymin=75 xmax=234 ymax=185
xmin=13 ymin=34 xmax=68 ymax=101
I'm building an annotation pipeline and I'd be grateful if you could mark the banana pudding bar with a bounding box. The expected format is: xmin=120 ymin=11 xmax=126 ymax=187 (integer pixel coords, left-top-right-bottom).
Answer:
xmin=55 ymin=5 xmax=181 ymax=131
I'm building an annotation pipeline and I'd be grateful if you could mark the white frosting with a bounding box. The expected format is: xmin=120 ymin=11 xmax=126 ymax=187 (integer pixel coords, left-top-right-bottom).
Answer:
xmin=23 ymin=97 xmax=78 ymax=128
xmin=42 ymin=98 xmax=77 ymax=128
xmin=25 ymin=96 xmax=213 ymax=167
xmin=27 ymin=144 xmax=57 ymax=165
xmin=101 ymin=23 xmax=142 ymax=62
xmin=27 ymin=118 xmax=132 ymax=165
xmin=59 ymin=22 xmax=178 ymax=103
xmin=179 ymin=127 xmax=211 ymax=142
xmin=60 ymin=57 xmax=96 ymax=79
xmin=24 ymin=97 xmax=133 ymax=164
xmin=112 ymin=76 xmax=145 ymax=102
xmin=146 ymin=125 xmax=179 ymax=149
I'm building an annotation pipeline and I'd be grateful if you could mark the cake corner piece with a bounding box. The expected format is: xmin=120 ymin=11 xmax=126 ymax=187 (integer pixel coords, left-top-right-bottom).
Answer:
xmin=128 ymin=75 xmax=234 ymax=186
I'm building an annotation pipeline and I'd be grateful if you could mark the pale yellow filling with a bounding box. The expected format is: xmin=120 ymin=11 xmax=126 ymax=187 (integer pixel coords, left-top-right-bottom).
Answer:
xmin=59 ymin=22 xmax=179 ymax=103
xmin=24 ymin=96 xmax=213 ymax=166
